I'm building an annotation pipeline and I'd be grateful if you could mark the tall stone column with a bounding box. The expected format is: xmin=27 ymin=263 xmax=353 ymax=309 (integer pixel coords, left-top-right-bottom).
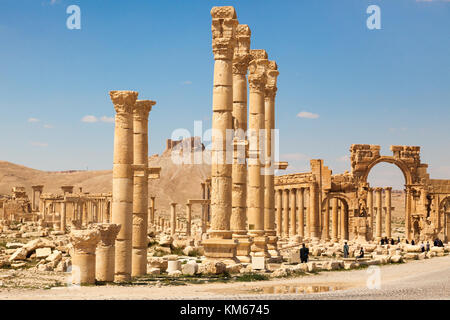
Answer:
xmin=309 ymin=183 xmax=320 ymax=241
xmin=375 ymin=187 xmax=383 ymax=240
xmin=405 ymin=187 xmax=412 ymax=241
xmin=60 ymin=200 xmax=66 ymax=232
xmin=264 ymin=60 xmax=280 ymax=255
xmin=282 ymin=189 xmax=290 ymax=238
xmin=247 ymin=49 xmax=269 ymax=257
xmin=149 ymin=196 xmax=156 ymax=226
xmin=367 ymin=187 xmax=374 ymax=240
xmin=70 ymin=229 xmax=100 ymax=285
xmin=110 ymin=90 xmax=138 ymax=282
xmin=297 ymin=188 xmax=305 ymax=239
xmin=331 ymin=198 xmax=339 ymax=242
xmin=186 ymin=203 xmax=192 ymax=237
xmin=306 ymin=189 xmax=311 ymax=239
xmin=341 ymin=205 xmax=349 ymax=240
xmin=276 ymin=189 xmax=282 ymax=236
xmin=289 ymin=188 xmax=297 ymax=238
xmin=202 ymin=6 xmax=238 ymax=261
xmin=170 ymin=203 xmax=177 ymax=236
xmin=95 ymin=223 xmax=121 ymax=282
xmin=322 ymin=198 xmax=330 ymax=241
xmin=230 ymin=24 xmax=252 ymax=262
xmin=132 ymin=99 xmax=155 ymax=277
xmin=385 ymin=187 xmax=392 ymax=238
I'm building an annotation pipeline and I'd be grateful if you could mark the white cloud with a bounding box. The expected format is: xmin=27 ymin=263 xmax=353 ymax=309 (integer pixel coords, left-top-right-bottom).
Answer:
xmin=297 ymin=111 xmax=319 ymax=119
xmin=81 ymin=115 xmax=98 ymax=123
xmin=182 ymin=81 xmax=192 ymax=85
xmin=31 ymin=142 xmax=48 ymax=147
xmin=43 ymin=124 xmax=53 ymax=129
xmin=100 ymin=116 xmax=114 ymax=123
xmin=27 ymin=118 xmax=40 ymax=123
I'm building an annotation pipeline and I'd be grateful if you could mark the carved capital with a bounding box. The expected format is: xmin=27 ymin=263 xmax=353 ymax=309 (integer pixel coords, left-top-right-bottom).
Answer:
xmin=94 ymin=223 xmax=121 ymax=247
xmin=248 ymin=51 xmax=268 ymax=93
xmin=265 ymin=60 xmax=279 ymax=98
xmin=110 ymin=90 xmax=139 ymax=114
xmin=211 ymin=6 xmax=238 ymax=60
xmin=133 ymin=100 xmax=156 ymax=121
xmin=70 ymin=229 xmax=100 ymax=254
xmin=232 ymin=24 xmax=251 ymax=75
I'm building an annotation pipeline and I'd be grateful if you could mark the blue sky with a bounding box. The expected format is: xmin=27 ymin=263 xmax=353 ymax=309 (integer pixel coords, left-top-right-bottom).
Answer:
xmin=0 ymin=0 xmax=449 ymax=189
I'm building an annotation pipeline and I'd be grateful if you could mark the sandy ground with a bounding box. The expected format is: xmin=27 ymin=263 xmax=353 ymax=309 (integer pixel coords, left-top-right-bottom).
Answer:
xmin=0 ymin=255 xmax=448 ymax=300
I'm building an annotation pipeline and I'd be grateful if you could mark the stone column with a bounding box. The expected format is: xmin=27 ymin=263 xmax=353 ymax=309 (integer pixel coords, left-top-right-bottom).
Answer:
xmin=306 ymin=189 xmax=311 ymax=239
xmin=60 ymin=200 xmax=66 ymax=232
xmin=110 ymin=90 xmax=138 ymax=282
xmin=186 ymin=203 xmax=192 ymax=237
xmin=385 ymin=187 xmax=392 ymax=238
xmin=297 ymin=188 xmax=305 ymax=239
xmin=231 ymin=24 xmax=250 ymax=238
xmin=322 ymin=198 xmax=330 ymax=241
xmin=247 ymin=49 xmax=269 ymax=257
xmin=276 ymin=189 xmax=282 ymax=236
xmin=70 ymin=229 xmax=100 ymax=285
xmin=202 ymin=6 xmax=238 ymax=261
xmin=405 ymin=187 xmax=412 ymax=241
xmin=367 ymin=187 xmax=374 ymax=240
xmin=309 ymin=183 xmax=320 ymax=241
xmin=375 ymin=187 xmax=383 ymax=240
xmin=150 ymin=196 xmax=156 ymax=226
xmin=95 ymin=223 xmax=121 ymax=282
xmin=170 ymin=203 xmax=177 ymax=236
xmin=341 ymin=205 xmax=349 ymax=240
xmin=282 ymin=189 xmax=290 ymax=238
xmin=132 ymin=99 xmax=155 ymax=277
xmin=264 ymin=60 xmax=280 ymax=255
xmin=289 ymin=188 xmax=297 ymax=238
xmin=331 ymin=198 xmax=339 ymax=242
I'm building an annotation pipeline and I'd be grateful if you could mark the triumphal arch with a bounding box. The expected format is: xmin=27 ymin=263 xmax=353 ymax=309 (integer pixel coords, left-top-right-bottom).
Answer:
xmin=274 ymin=144 xmax=450 ymax=243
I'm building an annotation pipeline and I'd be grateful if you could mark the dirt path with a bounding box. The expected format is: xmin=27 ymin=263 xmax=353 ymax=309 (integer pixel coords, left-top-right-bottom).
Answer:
xmin=0 ymin=255 xmax=449 ymax=300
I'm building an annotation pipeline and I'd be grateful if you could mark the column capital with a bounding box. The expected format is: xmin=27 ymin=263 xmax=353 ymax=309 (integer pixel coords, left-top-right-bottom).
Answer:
xmin=133 ymin=100 xmax=156 ymax=120
xmin=109 ymin=90 xmax=139 ymax=114
xmin=248 ymin=51 xmax=268 ymax=93
xmin=70 ymin=229 xmax=100 ymax=253
xmin=94 ymin=223 xmax=121 ymax=247
xmin=232 ymin=24 xmax=251 ymax=75
xmin=374 ymin=187 xmax=383 ymax=192
xmin=265 ymin=60 xmax=279 ymax=99
xmin=385 ymin=187 xmax=393 ymax=191
xmin=211 ymin=6 xmax=238 ymax=60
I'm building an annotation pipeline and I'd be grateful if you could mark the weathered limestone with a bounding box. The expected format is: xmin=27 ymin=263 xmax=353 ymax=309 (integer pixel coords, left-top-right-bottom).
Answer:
xmin=309 ymin=183 xmax=320 ymax=240
xmin=282 ymin=189 xmax=290 ymax=238
xmin=247 ymin=49 xmax=269 ymax=257
xmin=385 ymin=187 xmax=392 ymax=238
xmin=95 ymin=223 xmax=121 ymax=282
xmin=202 ymin=6 xmax=238 ymax=260
xmin=375 ymin=187 xmax=383 ymax=240
xmin=132 ymin=99 xmax=155 ymax=277
xmin=110 ymin=90 xmax=138 ymax=282
xmin=186 ymin=203 xmax=192 ymax=237
xmin=170 ymin=203 xmax=177 ymax=236
xmin=70 ymin=229 xmax=100 ymax=285
xmin=149 ymin=196 xmax=156 ymax=225
xmin=322 ymin=198 xmax=330 ymax=241
xmin=289 ymin=188 xmax=297 ymax=238
xmin=276 ymin=189 xmax=282 ymax=236
xmin=264 ymin=60 xmax=280 ymax=257
xmin=297 ymin=188 xmax=305 ymax=240
xmin=331 ymin=198 xmax=339 ymax=242
xmin=367 ymin=188 xmax=374 ymax=239
xmin=60 ymin=200 xmax=66 ymax=232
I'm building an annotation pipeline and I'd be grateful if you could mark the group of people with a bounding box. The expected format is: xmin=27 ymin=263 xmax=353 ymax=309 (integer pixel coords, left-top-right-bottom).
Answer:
xmin=298 ymin=236 xmax=446 ymax=264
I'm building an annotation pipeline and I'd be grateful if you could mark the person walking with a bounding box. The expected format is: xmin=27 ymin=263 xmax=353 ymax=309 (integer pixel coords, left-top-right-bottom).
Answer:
xmin=300 ymin=243 xmax=309 ymax=263
xmin=343 ymin=242 xmax=349 ymax=258
xmin=420 ymin=242 xmax=425 ymax=252
xmin=426 ymin=241 xmax=430 ymax=252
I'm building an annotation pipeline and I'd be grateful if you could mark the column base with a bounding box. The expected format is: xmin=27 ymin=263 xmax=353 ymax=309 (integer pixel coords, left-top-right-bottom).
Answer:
xmin=267 ymin=235 xmax=282 ymax=262
xmin=202 ymin=238 xmax=238 ymax=260
xmin=233 ymin=234 xmax=253 ymax=263
xmin=249 ymin=236 xmax=269 ymax=258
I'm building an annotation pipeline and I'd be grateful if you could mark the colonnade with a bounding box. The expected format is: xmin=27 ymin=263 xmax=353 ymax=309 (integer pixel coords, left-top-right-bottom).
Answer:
xmin=366 ymin=187 xmax=394 ymax=240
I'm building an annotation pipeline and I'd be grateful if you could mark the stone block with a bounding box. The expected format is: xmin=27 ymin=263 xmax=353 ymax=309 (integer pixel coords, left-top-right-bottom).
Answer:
xmin=198 ymin=261 xmax=226 ymax=275
xmin=181 ymin=262 xmax=198 ymax=275
xmin=35 ymin=247 xmax=52 ymax=259
xmin=167 ymin=260 xmax=181 ymax=272
xmin=251 ymin=256 xmax=266 ymax=270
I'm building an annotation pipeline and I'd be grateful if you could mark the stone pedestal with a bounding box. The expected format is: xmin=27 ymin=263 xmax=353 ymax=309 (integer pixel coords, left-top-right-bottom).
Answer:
xmin=95 ymin=223 xmax=121 ymax=282
xmin=110 ymin=90 xmax=138 ymax=282
xmin=70 ymin=229 xmax=100 ymax=285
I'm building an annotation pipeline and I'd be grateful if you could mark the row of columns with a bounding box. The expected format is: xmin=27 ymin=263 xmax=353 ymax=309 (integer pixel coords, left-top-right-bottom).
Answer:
xmin=367 ymin=187 xmax=393 ymax=240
